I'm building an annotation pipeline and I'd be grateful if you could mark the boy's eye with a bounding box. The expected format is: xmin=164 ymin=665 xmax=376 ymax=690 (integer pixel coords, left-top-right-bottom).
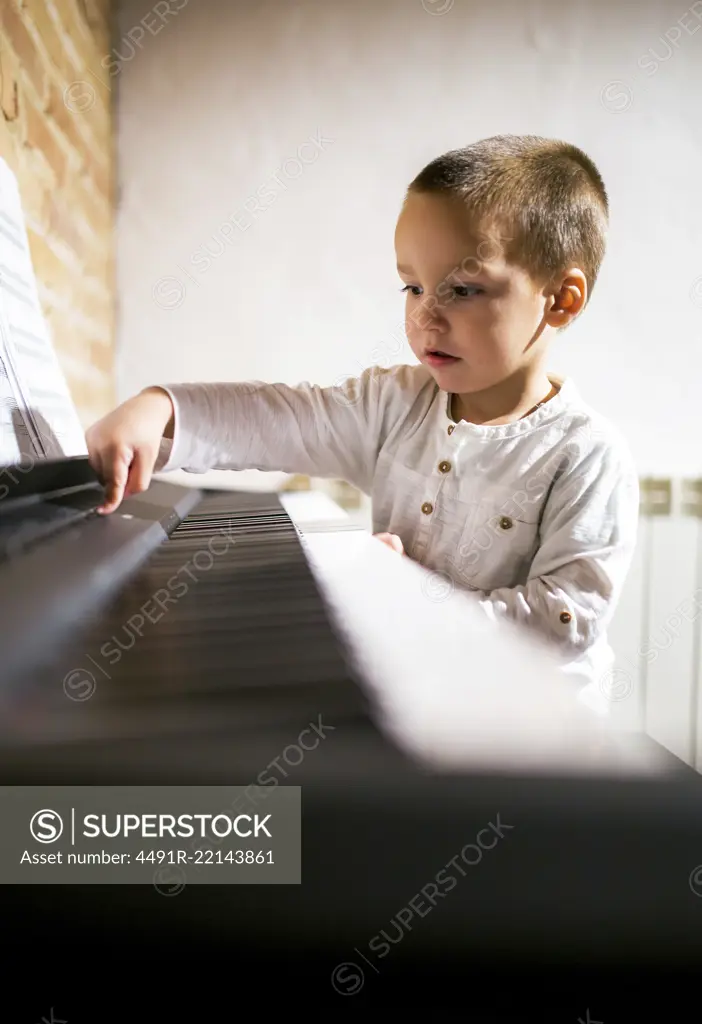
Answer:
xmin=399 ymin=284 xmax=483 ymax=299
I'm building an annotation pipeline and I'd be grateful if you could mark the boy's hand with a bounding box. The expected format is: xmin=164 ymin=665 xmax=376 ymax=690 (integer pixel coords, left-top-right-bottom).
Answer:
xmin=85 ymin=387 xmax=175 ymax=515
xmin=373 ymin=532 xmax=404 ymax=555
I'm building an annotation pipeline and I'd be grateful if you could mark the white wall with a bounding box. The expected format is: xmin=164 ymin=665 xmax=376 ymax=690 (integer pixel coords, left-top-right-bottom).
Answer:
xmin=114 ymin=0 xmax=702 ymax=763
xmin=115 ymin=0 xmax=702 ymax=477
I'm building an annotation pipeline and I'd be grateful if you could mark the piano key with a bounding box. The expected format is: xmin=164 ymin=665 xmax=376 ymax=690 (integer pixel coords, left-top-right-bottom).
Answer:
xmin=0 ymin=483 xmax=373 ymax=750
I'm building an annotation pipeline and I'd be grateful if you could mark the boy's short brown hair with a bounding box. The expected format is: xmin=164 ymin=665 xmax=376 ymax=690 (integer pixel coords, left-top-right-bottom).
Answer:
xmin=407 ymin=134 xmax=609 ymax=302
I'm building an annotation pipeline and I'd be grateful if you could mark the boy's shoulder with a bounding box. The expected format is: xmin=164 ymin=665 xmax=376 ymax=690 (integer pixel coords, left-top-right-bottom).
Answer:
xmin=556 ymin=377 xmax=637 ymax=477
xmin=361 ymin=362 xmax=440 ymax=416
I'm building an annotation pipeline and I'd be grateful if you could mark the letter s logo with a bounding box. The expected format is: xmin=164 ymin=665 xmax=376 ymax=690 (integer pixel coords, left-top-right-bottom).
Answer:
xmin=30 ymin=809 xmax=64 ymax=843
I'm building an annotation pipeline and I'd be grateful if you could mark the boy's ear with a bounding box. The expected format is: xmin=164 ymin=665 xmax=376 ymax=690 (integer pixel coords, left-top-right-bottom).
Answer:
xmin=544 ymin=270 xmax=587 ymax=328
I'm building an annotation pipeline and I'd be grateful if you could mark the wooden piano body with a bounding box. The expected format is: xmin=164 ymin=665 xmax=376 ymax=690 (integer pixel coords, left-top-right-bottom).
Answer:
xmin=0 ymin=457 xmax=700 ymax=1014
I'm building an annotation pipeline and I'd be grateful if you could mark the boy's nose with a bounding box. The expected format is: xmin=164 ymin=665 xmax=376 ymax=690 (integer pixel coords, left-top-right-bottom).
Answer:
xmin=410 ymin=297 xmax=448 ymax=331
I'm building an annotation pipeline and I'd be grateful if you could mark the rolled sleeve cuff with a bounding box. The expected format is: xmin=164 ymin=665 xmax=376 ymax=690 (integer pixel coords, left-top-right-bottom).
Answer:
xmin=151 ymin=385 xmax=184 ymax=473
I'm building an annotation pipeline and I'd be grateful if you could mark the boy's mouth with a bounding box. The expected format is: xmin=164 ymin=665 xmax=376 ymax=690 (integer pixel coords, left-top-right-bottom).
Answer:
xmin=424 ymin=349 xmax=460 ymax=367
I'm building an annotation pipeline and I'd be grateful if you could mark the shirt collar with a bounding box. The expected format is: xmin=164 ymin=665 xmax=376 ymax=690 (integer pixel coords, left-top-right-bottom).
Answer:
xmin=442 ymin=376 xmax=578 ymax=440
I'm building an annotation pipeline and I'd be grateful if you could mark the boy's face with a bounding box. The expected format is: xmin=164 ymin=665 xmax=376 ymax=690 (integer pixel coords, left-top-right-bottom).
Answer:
xmin=395 ymin=191 xmax=553 ymax=394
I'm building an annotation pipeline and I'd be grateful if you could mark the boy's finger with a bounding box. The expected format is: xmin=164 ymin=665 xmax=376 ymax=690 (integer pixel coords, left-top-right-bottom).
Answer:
xmin=125 ymin=448 xmax=153 ymax=497
xmin=88 ymin=452 xmax=104 ymax=487
xmin=96 ymin=455 xmax=130 ymax=514
xmin=374 ymin=532 xmax=404 ymax=554
xmin=389 ymin=535 xmax=405 ymax=554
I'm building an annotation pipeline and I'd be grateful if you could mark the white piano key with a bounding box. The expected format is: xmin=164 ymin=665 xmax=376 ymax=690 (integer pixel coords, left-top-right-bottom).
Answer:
xmin=297 ymin=523 xmax=668 ymax=778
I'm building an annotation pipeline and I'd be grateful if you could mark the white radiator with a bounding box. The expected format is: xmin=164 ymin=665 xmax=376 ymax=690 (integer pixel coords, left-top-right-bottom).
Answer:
xmin=608 ymin=478 xmax=702 ymax=768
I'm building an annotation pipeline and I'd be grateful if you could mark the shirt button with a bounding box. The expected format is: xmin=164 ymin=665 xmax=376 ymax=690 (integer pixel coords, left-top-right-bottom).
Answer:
xmin=421 ymin=502 xmax=433 ymax=515
xmin=499 ymin=516 xmax=513 ymax=530
xmin=559 ymin=611 xmax=572 ymax=624
xmin=438 ymin=460 xmax=451 ymax=473
xmin=447 ymin=424 xmax=455 ymax=435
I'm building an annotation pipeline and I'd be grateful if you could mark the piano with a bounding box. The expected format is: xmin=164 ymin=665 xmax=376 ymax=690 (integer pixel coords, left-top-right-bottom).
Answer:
xmin=1 ymin=454 xmax=701 ymax=1016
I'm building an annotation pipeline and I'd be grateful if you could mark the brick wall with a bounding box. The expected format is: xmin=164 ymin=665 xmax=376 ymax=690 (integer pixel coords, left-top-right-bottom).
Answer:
xmin=0 ymin=0 xmax=114 ymax=428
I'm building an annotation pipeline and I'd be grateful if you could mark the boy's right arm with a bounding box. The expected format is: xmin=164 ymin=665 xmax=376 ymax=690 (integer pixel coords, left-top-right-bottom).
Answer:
xmin=85 ymin=368 xmax=402 ymax=514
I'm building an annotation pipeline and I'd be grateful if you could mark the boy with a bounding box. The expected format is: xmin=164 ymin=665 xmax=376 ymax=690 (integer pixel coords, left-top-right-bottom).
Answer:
xmin=86 ymin=134 xmax=639 ymax=712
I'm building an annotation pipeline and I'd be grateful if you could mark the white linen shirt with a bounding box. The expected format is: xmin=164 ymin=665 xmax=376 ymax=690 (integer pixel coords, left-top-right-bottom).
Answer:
xmin=155 ymin=364 xmax=640 ymax=711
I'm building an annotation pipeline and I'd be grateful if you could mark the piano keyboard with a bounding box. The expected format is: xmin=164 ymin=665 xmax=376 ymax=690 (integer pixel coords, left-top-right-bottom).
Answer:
xmin=0 ymin=488 xmax=376 ymax=751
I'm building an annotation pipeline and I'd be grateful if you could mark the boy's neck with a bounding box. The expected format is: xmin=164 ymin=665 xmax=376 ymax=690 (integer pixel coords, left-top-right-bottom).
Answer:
xmin=451 ymin=371 xmax=558 ymax=426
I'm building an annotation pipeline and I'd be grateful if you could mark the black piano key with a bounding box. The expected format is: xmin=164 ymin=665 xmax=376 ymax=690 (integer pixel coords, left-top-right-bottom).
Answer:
xmin=0 ymin=489 xmax=373 ymax=747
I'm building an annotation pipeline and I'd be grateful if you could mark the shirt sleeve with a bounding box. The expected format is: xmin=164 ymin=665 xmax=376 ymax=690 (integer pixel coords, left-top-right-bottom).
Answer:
xmin=471 ymin=444 xmax=640 ymax=659
xmin=151 ymin=367 xmax=395 ymax=495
